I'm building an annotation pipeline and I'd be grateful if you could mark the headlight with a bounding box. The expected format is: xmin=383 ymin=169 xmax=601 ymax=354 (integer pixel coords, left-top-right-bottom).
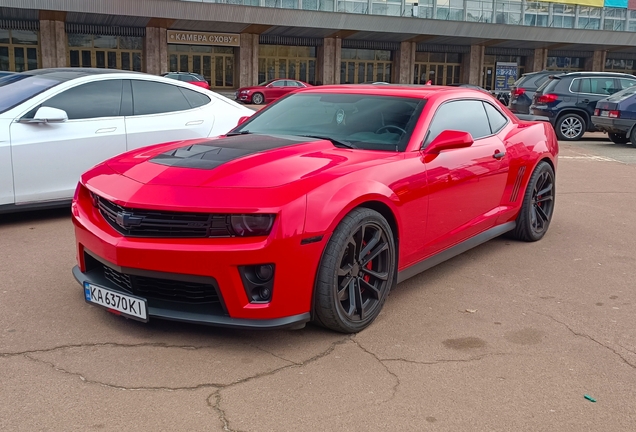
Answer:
xmin=230 ymin=214 xmax=275 ymax=237
xmin=240 ymin=90 xmax=250 ymax=94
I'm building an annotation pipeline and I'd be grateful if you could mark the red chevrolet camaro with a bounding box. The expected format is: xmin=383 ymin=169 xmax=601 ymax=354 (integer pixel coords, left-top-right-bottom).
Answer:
xmin=72 ymin=85 xmax=558 ymax=333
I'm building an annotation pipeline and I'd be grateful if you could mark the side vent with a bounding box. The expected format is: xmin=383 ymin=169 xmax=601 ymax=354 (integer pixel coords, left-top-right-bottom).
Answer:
xmin=510 ymin=166 xmax=526 ymax=202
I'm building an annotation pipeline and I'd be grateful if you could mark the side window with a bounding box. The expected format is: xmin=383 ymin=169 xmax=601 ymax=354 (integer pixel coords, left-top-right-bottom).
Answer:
xmin=41 ymin=80 xmax=123 ymax=120
xmin=179 ymin=87 xmax=211 ymax=108
xmin=272 ymin=81 xmax=286 ymax=87
xmin=620 ymin=79 xmax=636 ymax=90
xmin=425 ymin=100 xmax=491 ymax=146
xmin=579 ymin=78 xmax=591 ymax=93
xmin=570 ymin=78 xmax=581 ymax=93
xmin=483 ymin=102 xmax=508 ymax=134
xmin=131 ymin=80 xmax=192 ymax=116
xmin=588 ymin=78 xmax=616 ymax=95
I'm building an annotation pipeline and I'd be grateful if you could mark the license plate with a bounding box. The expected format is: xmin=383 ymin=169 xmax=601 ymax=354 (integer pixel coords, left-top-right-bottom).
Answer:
xmin=84 ymin=282 xmax=148 ymax=322
xmin=600 ymin=110 xmax=609 ymax=117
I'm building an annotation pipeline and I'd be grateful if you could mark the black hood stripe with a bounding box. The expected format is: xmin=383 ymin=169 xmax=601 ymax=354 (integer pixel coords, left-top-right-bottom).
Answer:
xmin=150 ymin=134 xmax=313 ymax=170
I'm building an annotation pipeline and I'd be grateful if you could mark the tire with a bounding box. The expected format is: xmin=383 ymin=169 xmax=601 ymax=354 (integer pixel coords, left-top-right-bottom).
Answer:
xmin=630 ymin=128 xmax=636 ymax=146
xmin=608 ymin=133 xmax=629 ymax=144
xmin=509 ymin=161 xmax=556 ymax=242
xmin=251 ymin=92 xmax=264 ymax=105
xmin=555 ymin=113 xmax=586 ymax=141
xmin=313 ymin=208 xmax=396 ymax=333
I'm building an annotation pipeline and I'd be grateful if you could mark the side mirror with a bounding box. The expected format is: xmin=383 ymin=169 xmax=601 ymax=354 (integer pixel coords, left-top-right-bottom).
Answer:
xmin=266 ymin=83 xmax=274 ymax=88
xmin=423 ymin=130 xmax=474 ymax=154
xmin=28 ymin=107 xmax=69 ymax=123
xmin=237 ymin=116 xmax=251 ymax=126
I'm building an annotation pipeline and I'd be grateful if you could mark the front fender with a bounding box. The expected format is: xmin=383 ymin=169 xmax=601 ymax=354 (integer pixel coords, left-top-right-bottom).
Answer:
xmin=304 ymin=179 xmax=401 ymax=237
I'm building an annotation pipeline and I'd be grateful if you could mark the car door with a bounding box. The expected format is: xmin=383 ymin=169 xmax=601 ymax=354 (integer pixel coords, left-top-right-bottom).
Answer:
xmin=421 ymin=99 xmax=510 ymax=256
xmin=9 ymin=79 xmax=126 ymax=204
xmin=575 ymin=77 xmax=619 ymax=118
xmin=124 ymin=79 xmax=215 ymax=150
xmin=267 ymin=80 xmax=287 ymax=101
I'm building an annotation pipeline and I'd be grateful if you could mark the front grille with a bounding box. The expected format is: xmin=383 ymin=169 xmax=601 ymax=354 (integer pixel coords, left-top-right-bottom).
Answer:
xmin=88 ymin=254 xmax=222 ymax=304
xmin=96 ymin=196 xmax=232 ymax=238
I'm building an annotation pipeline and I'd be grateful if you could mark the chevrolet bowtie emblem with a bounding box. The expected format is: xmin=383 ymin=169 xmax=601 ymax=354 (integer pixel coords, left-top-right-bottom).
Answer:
xmin=115 ymin=211 xmax=144 ymax=229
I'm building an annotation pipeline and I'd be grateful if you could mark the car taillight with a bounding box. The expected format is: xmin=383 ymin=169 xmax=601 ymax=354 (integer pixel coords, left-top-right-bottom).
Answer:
xmin=609 ymin=110 xmax=620 ymax=118
xmin=512 ymin=88 xmax=526 ymax=96
xmin=537 ymin=93 xmax=558 ymax=104
xmin=594 ymin=109 xmax=600 ymax=116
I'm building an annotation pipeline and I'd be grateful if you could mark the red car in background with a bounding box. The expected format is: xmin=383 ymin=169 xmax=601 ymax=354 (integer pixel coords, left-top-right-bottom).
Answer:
xmin=72 ymin=85 xmax=558 ymax=333
xmin=161 ymin=72 xmax=211 ymax=90
xmin=236 ymin=78 xmax=311 ymax=104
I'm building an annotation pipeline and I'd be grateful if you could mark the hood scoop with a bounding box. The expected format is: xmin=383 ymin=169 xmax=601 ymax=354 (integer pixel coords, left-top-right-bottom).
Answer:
xmin=149 ymin=134 xmax=311 ymax=170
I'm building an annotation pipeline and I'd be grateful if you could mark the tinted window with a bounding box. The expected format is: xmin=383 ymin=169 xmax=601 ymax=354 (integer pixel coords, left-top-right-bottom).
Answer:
xmin=271 ymin=81 xmax=286 ymax=87
xmin=0 ymin=74 xmax=63 ymax=114
xmin=579 ymin=78 xmax=617 ymax=95
xmin=570 ymin=79 xmax=581 ymax=93
xmin=43 ymin=80 xmax=123 ymax=120
xmin=179 ymin=87 xmax=211 ymax=108
xmin=131 ymin=80 xmax=192 ymax=115
xmin=426 ymin=100 xmax=492 ymax=145
xmin=620 ymin=79 xmax=636 ymax=90
xmin=231 ymin=93 xmax=425 ymax=152
xmin=483 ymin=102 xmax=508 ymax=133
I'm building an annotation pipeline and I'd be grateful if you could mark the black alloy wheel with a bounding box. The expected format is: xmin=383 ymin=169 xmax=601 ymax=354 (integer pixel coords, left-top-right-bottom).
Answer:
xmin=313 ymin=208 xmax=396 ymax=333
xmin=251 ymin=92 xmax=264 ymax=105
xmin=510 ymin=161 xmax=556 ymax=242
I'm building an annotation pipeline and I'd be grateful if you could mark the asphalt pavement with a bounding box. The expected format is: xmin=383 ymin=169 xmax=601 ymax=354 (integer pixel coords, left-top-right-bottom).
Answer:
xmin=1 ymin=134 xmax=635 ymax=431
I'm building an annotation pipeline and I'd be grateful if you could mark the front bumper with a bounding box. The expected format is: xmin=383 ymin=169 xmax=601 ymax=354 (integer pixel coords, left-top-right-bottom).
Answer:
xmin=71 ymin=189 xmax=324 ymax=329
xmin=591 ymin=116 xmax=635 ymax=134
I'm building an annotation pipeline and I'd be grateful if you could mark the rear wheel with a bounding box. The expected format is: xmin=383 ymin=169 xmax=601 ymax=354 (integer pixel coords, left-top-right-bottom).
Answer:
xmin=251 ymin=92 xmax=264 ymax=105
xmin=556 ymin=113 xmax=585 ymax=141
xmin=608 ymin=133 xmax=629 ymax=144
xmin=313 ymin=208 xmax=396 ymax=333
xmin=509 ymin=161 xmax=555 ymax=242
xmin=630 ymin=128 xmax=636 ymax=146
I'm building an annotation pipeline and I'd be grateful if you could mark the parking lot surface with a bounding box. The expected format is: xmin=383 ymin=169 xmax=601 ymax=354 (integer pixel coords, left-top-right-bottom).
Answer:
xmin=1 ymin=135 xmax=635 ymax=431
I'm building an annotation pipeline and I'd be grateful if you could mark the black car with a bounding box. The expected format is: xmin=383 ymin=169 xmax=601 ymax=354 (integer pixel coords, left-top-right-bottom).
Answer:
xmin=508 ymin=70 xmax=553 ymax=115
xmin=530 ymin=72 xmax=636 ymax=141
xmin=592 ymin=85 xmax=636 ymax=145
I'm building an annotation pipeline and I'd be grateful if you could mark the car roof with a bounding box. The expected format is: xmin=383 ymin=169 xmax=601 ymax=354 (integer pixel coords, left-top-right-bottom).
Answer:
xmin=22 ymin=68 xmax=143 ymax=82
xmin=557 ymin=71 xmax=636 ymax=78
xmin=300 ymin=84 xmax=491 ymax=99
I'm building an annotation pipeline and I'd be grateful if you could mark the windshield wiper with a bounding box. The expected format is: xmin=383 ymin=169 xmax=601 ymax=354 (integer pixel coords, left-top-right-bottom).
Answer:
xmin=226 ymin=130 xmax=252 ymax=136
xmin=299 ymin=135 xmax=357 ymax=149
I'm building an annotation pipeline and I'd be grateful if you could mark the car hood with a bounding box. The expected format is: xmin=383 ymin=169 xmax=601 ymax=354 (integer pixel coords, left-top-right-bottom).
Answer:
xmin=104 ymin=134 xmax=398 ymax=189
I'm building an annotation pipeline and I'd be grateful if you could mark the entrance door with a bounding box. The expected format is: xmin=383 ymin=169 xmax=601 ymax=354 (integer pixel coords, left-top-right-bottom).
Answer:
xmin=169 ymin=52 xmax=234 ymax=88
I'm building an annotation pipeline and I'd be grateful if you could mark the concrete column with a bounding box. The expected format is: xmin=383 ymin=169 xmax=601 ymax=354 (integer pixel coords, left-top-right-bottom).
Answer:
xmin=40 ymin=19 xmax=66 ymax=68
xmin=238 ymin=33 xmax=259 ymax=88
xmin=462 ymin=45 xmax=483 ymax=85
xmin=530 ymin=48 xmax=547 ymax=72
xmin=394 ymin=41 xmax=415 ymax=84
xmin=144 ymin=27 xmax=168 ymax=75
xmin=317 ymin=37 xmax=341 ymax=85
xmin=585 ymin=50 xmax=605 ymax=71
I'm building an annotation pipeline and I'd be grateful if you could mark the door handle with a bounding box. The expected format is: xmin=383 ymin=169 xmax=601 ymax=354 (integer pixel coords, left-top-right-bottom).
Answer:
xmin=186 ymin=120 xmax=204 ymax=126
xmin=95 ymin=127 xmax=116 ymax=134
xmin=493 ymin=150 xmax=506 ymax=160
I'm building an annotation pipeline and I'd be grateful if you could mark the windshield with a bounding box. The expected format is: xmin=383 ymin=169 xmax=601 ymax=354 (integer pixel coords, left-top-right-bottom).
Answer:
xmin=0 ymin=74 xmax=62 ymax=114
xmin=232 ymin=93 xmax=426 ymax=152
xmin=258 ymin=79 xmax=275 ymax=86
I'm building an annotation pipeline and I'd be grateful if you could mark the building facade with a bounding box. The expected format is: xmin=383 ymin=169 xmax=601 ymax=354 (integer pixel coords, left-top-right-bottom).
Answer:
xmin=2 ymin=0 xmax=636 ymax=90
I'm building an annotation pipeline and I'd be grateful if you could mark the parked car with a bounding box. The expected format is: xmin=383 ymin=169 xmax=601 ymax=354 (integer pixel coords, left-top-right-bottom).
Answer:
xmin=0 ymin=68 xmax=253 ymax=213
xmin=530 ymin=71 xmax=636 ymax=141
xmin=72 ymin=85 xmax=558 ymax=333
xmin=161 ymin=72 xmax=210 ymax=90
xmin=235 ymin=78 xmax=311 ymax=104
xmin=592 ymin=85 xmax=636 ymax=145
xmin=447 ymin=83 xmax=490 ymax=93
xmin=508 ymin=70 xmax=554 ymax=115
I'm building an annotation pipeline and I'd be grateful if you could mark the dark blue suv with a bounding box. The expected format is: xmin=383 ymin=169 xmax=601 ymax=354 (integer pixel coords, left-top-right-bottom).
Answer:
xmin=531 ymin=72 xmax=636 ymax=141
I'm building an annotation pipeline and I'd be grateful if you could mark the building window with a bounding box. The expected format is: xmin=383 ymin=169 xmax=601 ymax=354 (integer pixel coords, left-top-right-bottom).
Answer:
xmin=168 ymin=45 xmax=235 ymax=88
xmin=523 ymin=2 xmax=550 ymax=27
xmin=604 ymin=8 xmax=626 ymax=31
xmin=466 ymin=0 xmax=493 ymax=23
xmin=546 ymin=56 xmax=585 ymax=72
xmin=68 ymin=34 xmax=143 ymax=71
xmin=436 ymin=0 xmax=465 ymax=21
xmin=577 ymin=6 xmax=601 ymax=30
xmin=605 ymin=58 xmax=636 ymax=74
xmin=414 ymin=52 xmax=462 ymax=85
xmin=495 ymin=0 xmax=522 ymax=25
xmin=0 ymin=28 xmax=39 ymax=72
xmin=258 ymin=45 xmax=317 ymax=85
xmin=551 ymin=4 xmax=575 ymax=29
xmin=340 ymin=49 xmax=392 ymax=84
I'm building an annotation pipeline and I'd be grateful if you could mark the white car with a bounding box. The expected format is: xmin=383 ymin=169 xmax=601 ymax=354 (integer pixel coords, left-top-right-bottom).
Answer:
xmin=0 ymin=68 xmax=254 ymax=213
